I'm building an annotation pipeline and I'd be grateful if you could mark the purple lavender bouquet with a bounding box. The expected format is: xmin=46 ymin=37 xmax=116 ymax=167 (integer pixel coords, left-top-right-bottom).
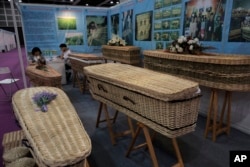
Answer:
xmin=32 ymin=91 xmax=57 ymax=112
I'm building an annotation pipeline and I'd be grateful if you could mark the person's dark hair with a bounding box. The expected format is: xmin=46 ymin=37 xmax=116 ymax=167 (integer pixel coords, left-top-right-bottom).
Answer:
xmin=59 ymin=43 xmax=67 ymax=48
xmin=31 ymin=47 xmax=42 ymax=55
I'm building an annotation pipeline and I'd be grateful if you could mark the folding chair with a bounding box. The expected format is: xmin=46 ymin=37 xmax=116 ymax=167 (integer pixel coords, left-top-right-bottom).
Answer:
xmin=0 ymin=67 xmax=20 ymax=101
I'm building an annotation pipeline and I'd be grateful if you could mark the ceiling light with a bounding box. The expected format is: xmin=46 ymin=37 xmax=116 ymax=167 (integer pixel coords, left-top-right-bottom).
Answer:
xmin=86 ymin=3 xmax=88 ymax=6
xmin=8 ymin=0 xmax=11 ymax=2
xmin=110 ymin=1 xmax=114 ymax=4
xmin=116 ymin=1 xmax=119 ymax=4
xmin=70 ymin=0 xmax=73 ymax=2
xmin=19 ymin=0 xmax=22 ymax=2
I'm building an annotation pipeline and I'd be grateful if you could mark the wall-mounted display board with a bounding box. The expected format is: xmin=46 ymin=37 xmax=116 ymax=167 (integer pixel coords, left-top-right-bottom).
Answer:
xmin=21 ymin=4 xmax=109 ymax=55
xmin=135 ymin=11 xmax=152 ymax=41
xmin=153 ymin=0 xmax=182 ymax=49
xmin=86 ymin=16 xmax=108 ymax=46
xmin=229 ymin=0 xmax=250 ymax=42
xmin=183 ymin=0 xmax=226 ymax=41
xmin=122 ymin=9 xmax=133 ymax=45
xmin=111 ymin=14 xmax=119 ymax=35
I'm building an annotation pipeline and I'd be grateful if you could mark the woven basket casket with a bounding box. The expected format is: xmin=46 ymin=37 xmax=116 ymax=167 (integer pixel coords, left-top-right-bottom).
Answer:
xmin=84 ymin=63 xmax=201 ymax=138
xmin=26 ymin=65 xmax=62 ymax=88
xmin=144 ymin=50 xmax=250 ymax=91
xmin=12 ymin=87 xmax=92 ymax=167
xmin=69 ymin=53 xmax=104 ymax=74
xmin=102 ymin=45 xmax=140 ymax=65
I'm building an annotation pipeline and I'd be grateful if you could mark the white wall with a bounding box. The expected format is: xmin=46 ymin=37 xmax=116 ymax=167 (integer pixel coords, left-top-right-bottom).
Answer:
xmin=199 ymin=86 xmax=250 ymax=135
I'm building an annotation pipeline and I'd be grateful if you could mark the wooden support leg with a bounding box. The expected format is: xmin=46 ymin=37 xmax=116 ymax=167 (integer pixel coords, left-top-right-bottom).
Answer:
xmin=204 ymin=89 xmax=215 ymax=138
xmin=103 ymin=103 xmax=116 ymax=145
xmin=95 ymin=102 xmax=103 ymax=128
xmin=126 ymin=122 xmax=159 ymax=167
xmin=95 ymin=102 xmax=134 ymax=145
xmin=171 ymin=138 xmax=184 ymax=167
xmin=204 ymin=90 xmax=232 ymax=142
xmin=212 ymin=90 xmax=218 ymax=142
xmin=72 ymin=70 xmax=77 ymax=88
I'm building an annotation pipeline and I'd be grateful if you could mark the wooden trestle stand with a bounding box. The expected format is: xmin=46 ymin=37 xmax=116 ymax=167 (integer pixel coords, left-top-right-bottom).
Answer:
xmin=204 ymin=89 xmax=232 ymax=142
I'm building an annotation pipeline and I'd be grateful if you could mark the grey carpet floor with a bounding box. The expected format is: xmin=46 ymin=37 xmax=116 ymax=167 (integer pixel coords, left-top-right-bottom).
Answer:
xmin=63 ymin=84 xmax=250 ymax=167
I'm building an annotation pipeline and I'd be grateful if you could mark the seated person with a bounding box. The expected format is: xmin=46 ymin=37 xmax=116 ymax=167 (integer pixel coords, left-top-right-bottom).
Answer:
xmin=31 ymin=47 xmax=46 ymax=69
xmin=58 ymin=43 xmax=71 ymax=83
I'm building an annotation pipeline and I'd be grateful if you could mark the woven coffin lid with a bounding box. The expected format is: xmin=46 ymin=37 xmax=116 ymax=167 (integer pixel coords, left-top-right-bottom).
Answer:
xmin=69 ymin=53 xmax=104 ymax=60
xmin=84 ymin=63 xmax=199 ymax=101
xmin=102 ymin=45 xmax=140 ymax=51
xmin=12 ymin=87 xmax=91 ymax=166
xmin=143 ymin=50 xmax=250 ymax=65
xmin=26 ymin=65 xmax=61 ymax=78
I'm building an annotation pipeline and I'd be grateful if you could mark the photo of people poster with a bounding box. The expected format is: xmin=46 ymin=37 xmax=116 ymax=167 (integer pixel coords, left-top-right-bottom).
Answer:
xmin=135 ymin=11 xmax=152 ymax=41
xmin=111 ymin=14 xmax=119 ymax=35
xmin=229 ymin=0 xmax=250 ymax=42
xmin=86 ymin=16 xmax=107 ymax=46
xmin=183 ymin=0 xmax=226 ymax=41
xmin=122 ymin=9 xmax=133 ymax=45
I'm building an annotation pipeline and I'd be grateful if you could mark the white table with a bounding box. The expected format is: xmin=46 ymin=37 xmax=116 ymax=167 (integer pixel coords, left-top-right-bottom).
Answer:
xmin=47 ymin=58 xmax=66 ymax=85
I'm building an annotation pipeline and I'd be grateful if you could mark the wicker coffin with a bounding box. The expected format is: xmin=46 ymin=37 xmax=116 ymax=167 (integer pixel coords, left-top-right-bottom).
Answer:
xmin=69 ymin=53 xmax=104 ymax=74
xmin=26 ymin=65 xmax=62 ymax=88
xmin=12 ymin=87 xmax=92 ymax=167
xmin=143 ymin=50 xmax=250 ymax=91
xmin=102 ymin=45 xmax=141 ymax=65
xmin=84 ymin=63 xmax=201 ymax=138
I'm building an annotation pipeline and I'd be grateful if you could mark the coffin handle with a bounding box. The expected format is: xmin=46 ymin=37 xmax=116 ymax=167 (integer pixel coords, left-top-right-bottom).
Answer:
xmin=97 ymin=84 xmax=108 ymax=93
xmin=123 ymin=96 xmax=136 ymax=105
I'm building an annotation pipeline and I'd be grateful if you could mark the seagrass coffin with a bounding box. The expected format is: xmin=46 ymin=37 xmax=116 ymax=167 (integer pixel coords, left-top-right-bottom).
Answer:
xmin=102 ymin=45 xmax=140 ymax=65
xmin=69 ymin=53 xmax=104 ymax=74
xmin=12 ymin=87 xmax=91 ymax=167
xmin=26 ymin=65 xmax=62 ymax=88
xmin=84 ymin=63 xmax=201 ymax=138
xmin=143 ymin=50 xmax=250 ymax=91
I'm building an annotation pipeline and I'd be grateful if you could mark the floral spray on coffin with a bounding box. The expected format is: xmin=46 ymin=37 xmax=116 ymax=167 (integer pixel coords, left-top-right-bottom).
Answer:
xmin=168 ymin=36 xmax=215 ymax=55
xmin=107 ymin=34 xmax=127 ymax=46
xmin=32 ymin=91 xmax=57 ymax=112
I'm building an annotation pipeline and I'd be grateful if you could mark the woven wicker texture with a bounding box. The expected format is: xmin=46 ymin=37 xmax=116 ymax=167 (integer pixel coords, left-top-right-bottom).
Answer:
xmin=84 ymin=63 xmax=199 ymax=101
xmin=2 ymin=130 xmax=25 ymax=152
xmin=84 ymin=63 xmax=201 ymax=138
xmin=143 ymin=50 xmax=250 ymax=91
xmin=69 ymin=53 xmax=104 ymax=60
xmin=3 ymin=146 xmax=30 ymax=163
xmin=6 ymin=157 xmax=36 ymax=167
xmin=12 ymin=87 xmax=91 ymax=167
xmin=102 ymin=45 xmax=140 ymax=64
xmin=26 ymin=65 xmax=62 ymax=88
xmin=69 ymin=56 xmax=104 ymax=74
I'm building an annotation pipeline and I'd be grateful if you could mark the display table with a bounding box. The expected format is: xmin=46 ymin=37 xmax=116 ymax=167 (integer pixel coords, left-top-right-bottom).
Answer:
xmin=47 ymin=58 xmax=66 ymax=85
xmin=143 ymin=50 xmax=250 ymax=141
xmin=102 ymin=45 xmax=141 ymax=65
xmin=12 ymin=87 xmax=91 ymax=167
xmin=26 ymin=65 xmax=62 ymax=88
xmin=85 ymin=63 xmax=201 ymax=167
xmin=69 ymin=53 xmax=104 ymax=93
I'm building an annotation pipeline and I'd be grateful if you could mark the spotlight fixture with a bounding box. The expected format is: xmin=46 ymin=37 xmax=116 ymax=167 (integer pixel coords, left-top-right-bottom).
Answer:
xmin=19 ymin=0 xmax=22 ymax=2
xmin=116 ymin=1 xmax=119 ymax=4
xmin=85 ymin=3 xmax=88 ymax=6
xmin=70 ymin=0 xmax=73 ymax=2
xmin=110 ymin=1 xmax=114 ymax=4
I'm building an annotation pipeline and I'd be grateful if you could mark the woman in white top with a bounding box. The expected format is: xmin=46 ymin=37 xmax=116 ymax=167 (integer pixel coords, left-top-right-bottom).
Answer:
xmin=59 ymin=43 xmax=71 ymax=83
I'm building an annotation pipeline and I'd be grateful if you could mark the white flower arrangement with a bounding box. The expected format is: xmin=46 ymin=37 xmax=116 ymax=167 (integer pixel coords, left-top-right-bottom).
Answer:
xmin=168 ymin=36 xmax=202 ymax=54
xmin=107 ymin=34 xmax=126 ymax=46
